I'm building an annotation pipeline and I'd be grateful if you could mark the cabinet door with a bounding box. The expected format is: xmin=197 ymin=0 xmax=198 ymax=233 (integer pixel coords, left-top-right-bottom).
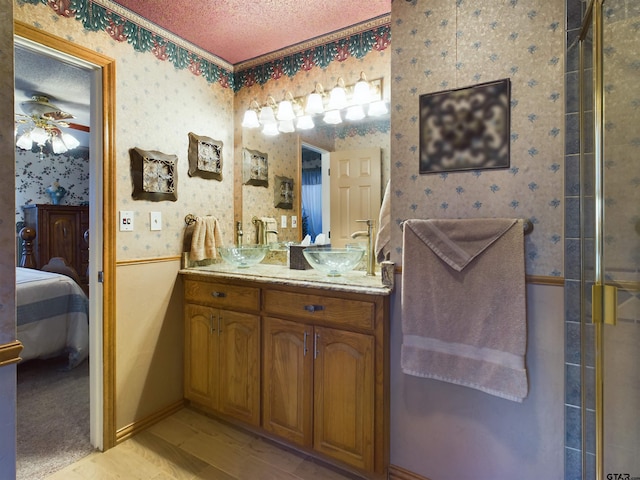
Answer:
xmin=313 ymin=326 xmax=375 ymax=472
xmin=218 ymin=310 xmax=261 ymax=426
xmin=48 ymin=211 xmax=80 ymax=269
xmin=262 ymin=317 xmax=313 ymax=446
xmin=184 ymin=303 xmax=217 ymax=408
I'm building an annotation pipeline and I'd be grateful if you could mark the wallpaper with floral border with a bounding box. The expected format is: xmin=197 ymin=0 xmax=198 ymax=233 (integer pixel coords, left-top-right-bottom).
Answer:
xmin=15 ymin=148 xmax=91 ymax=223
xmin=391 ymin=0 xmax=565 ymax=277
xmin=14 ymin=1 xmax=236 ymax=260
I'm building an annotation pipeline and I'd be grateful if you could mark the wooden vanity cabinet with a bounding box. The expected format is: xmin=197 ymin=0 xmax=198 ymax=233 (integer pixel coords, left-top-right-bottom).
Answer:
xmin=182 ymin=274 xmax=389 ymax=477
xmin=262 ymin=286 xmax=387 ymax=475
xmin=183 ymin=278 xmax=261 ymax=426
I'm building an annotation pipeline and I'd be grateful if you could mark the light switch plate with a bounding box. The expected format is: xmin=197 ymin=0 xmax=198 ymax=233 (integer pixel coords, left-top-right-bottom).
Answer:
xmin=150 ymin=211 xmax=162 ymax=231
xmin=119 ymin=211 xmax=134 ymax=231
xmin=291 ymin=215 xmax=298 ymax=228
xmin=281 ymin=215 xmax=287 ymax=228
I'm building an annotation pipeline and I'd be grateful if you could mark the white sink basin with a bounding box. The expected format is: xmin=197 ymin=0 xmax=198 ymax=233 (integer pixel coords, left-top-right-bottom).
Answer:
xmin=218 ymin=245 xmax=268 ymax=268
xmin=302 ymin=246 xmax=365 ymax=276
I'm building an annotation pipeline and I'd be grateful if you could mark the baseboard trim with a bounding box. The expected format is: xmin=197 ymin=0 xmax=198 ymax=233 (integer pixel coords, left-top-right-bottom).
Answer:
xmin=0 ymin=340 xmax=23 ymax=367
xmin=388 ymin=465 xmax=431 ymax=480
xmin=116 ymin=399 xmax=184 ymax=443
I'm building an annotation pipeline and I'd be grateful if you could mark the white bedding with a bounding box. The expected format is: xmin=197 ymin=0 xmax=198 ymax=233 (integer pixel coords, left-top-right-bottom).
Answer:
xmin=16 ymin=267 xmax=89 ymax=369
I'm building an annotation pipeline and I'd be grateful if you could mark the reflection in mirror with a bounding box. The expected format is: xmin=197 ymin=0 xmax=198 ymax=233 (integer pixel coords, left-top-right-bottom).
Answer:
xmin=241 ymin=117 xmax=390 ymax=248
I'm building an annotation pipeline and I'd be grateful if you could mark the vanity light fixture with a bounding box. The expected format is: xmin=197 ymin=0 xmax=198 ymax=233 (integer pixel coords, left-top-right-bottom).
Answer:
xmin=242 ymin=75 xmax=387 ymax=135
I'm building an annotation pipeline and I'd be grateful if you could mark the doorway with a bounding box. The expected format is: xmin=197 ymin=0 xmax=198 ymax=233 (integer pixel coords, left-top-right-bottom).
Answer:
xmin=13 ymin=20 xmax=117 ymax=455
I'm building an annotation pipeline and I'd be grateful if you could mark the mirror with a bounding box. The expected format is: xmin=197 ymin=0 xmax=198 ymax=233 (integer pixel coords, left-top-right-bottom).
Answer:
xmin=241 ymin=118 xmax=390 ymax=246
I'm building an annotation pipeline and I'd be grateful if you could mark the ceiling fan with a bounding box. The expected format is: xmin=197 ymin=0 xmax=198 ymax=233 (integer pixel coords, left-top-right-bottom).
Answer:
xmin=15 ymin=95 xmax=81 ymax=154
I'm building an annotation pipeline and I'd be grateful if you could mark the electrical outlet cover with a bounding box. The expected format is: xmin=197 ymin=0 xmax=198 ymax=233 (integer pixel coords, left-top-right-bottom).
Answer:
xmin=120 ymin=211 xmax=134 ymax=231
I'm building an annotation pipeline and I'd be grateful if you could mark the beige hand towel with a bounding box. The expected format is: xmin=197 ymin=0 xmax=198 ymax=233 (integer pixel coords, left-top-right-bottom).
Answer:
xmin=375 ymin=180 xmax=391 ymax=263
xmin=401 ymin=218 xmax=528 ymax=402
xmin=190 ymin=216 xmax=224 ymax=261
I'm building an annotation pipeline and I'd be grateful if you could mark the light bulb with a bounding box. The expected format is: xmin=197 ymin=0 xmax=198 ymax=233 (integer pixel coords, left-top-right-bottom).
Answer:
xmin=278 ymin=120 xmax=295 ymax=133
xmin=276 ymin=100 xmax=295 ymax=121
xmin=51 ymin=135 xmax=68 ymax=154
xmin=327 ymin=84 xmax=347 ymax=111
xmin=262 ymin=122 xmax=279 ymax=136
xmin=353 ymin=76 xmax=371 ymax=105
xmin=296 ymin=115 xmax=314 ymax=130
xmin=16 ymin=132 xmax=33 ymax=150
xmin=323 ymin=110 xmax=342 ymax=125
xmin=345 ymin=105 xmax=365 ymax=121
xmin=30 ymin=126 xmax=49 ymax=145
xmin=242 ymin=109 xmax=260 ymax=128
xmin=61 ymin=132 xmax=80 ymax=149
xmin=258 ymin=106 xmax=276 ymax=124
xmin=305 ymin=92 xmax=324 ymax=115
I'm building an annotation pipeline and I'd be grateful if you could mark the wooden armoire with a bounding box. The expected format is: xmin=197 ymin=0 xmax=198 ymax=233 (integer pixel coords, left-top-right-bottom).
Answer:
xmin=23 ymin=204 xmax=89 ymax=292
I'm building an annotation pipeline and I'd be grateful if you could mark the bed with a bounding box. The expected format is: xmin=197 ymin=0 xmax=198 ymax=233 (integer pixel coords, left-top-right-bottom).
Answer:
xmin=16 ymin=266 xmax=89 ymax=369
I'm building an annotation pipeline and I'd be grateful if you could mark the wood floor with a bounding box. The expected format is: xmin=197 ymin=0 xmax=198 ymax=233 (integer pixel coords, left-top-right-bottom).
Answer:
xmin=44 ymin=407 xmax=360 ymax=480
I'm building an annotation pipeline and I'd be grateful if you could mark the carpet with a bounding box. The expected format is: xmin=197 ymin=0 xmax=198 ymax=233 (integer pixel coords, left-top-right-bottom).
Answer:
xmin=16 ymin=356 xmax=94 ymax=480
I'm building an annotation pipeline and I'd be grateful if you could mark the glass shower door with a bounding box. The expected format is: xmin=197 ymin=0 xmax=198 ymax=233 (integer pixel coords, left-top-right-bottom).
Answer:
xmin=580 ymin=1 xmax=640 ymax=478
xmin=600 ymin=0 xmax=640 ymax=476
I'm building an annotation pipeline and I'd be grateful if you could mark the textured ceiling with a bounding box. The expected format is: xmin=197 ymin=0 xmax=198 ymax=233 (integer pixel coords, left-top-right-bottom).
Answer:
xmin=112 ymin=0 xmax=391 ymax=64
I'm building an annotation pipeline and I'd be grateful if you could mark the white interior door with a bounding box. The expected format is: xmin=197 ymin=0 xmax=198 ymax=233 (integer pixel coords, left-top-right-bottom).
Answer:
xmin=329 ymin=147 xmax=381 ymax=248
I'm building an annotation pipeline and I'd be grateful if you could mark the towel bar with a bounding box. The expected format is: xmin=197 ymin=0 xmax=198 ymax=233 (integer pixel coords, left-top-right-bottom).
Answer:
xmin=400 ymin=218 xmax=534 ymax=235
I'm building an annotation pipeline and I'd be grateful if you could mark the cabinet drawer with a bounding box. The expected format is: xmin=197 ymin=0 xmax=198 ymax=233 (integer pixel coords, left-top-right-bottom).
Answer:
xmin=263 ymin=289 xmax=374 ymax=331
xmin=184 ymin=279 xmax=260 ymax=311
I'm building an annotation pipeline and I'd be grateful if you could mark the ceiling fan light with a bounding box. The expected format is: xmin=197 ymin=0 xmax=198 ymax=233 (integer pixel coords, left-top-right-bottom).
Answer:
xmin=61 ymin=132 xmax=80 ymax=150
xmin=30 ymin=126 xmax=49 ymax=145
xmin=241 ymin=109 xmax=260 ymax=128
xmin=51 ymin=135 xmax=68 ymax=154
xmin=16 ymin=131 xmax=33 ymax=150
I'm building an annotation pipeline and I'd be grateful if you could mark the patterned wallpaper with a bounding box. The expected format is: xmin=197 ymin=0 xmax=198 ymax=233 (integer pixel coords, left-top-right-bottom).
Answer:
xmin=390 ymin=0 xmax=565 ymax=277
xmin=15 ymin=148 xmax=91 ymax=223
xmin=14 ymin=1 xmax=236 ymax=260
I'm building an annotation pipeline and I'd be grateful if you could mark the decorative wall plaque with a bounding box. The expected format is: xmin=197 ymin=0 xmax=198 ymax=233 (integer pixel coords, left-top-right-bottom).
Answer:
xmin=274 ymin=175 xmax=294 ymax=209
xmin=242 ymin=147 xmax=268 ymax=187
xmin=130 ymin=147 xmax=178 ymax=201
xmin=187 ymin=132 xmax=223 ymax=180
xmin=419 ymin=78 xmax=511 ymax=174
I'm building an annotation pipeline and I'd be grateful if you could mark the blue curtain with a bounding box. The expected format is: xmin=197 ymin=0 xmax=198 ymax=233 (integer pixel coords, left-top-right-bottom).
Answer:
xmin=301 ymin=168 xmax=322 ymax=241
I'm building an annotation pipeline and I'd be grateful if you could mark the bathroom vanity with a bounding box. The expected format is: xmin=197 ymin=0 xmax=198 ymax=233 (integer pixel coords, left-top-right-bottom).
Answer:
xmin=181 ymin=264 xmax=391 ymax=477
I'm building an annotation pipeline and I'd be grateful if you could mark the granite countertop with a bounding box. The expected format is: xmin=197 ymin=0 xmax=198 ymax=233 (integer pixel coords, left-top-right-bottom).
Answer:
xmin=179 ymin=262 xmax=393 ymax=296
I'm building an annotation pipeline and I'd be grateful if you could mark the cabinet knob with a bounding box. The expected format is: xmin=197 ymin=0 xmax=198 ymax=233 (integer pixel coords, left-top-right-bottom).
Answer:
xmin=304 ymin=304 xmax=324 ymax=313
xmin=211 ymin=291 xmax=227 ymax=298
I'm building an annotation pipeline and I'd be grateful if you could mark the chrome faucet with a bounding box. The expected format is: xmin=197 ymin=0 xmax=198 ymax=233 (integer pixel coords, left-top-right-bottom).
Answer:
xmin=350 ymin=219 xmax=376 ymax=276
xmin=235 ymin=221 xmax=243 ymax=246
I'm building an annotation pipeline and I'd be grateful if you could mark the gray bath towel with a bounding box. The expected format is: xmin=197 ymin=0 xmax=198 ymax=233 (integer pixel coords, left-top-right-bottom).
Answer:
xmin=401 ymin=218 xmax=528 ymax=402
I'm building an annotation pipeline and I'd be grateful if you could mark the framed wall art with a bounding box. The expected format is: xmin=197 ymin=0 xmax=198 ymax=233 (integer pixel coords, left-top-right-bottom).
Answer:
xmin=419 ymin=78 xmax=511 ymax=174
xmin=274 ymin=175 xmax=294 ymax=209
xmin=242 ymin=147 xmax=268 ymax=187
xmin=130 ymin=147 xmax=178 ymax=201
xmin=187 ymin=132 xmax=223 ymax=180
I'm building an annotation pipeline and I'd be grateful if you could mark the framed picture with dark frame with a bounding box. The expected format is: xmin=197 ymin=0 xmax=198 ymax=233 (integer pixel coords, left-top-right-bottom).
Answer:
xmin=187 ymin=132 xmax=223 ymax=180
xmin=130 ymin=147 xmax=178 ymax=201
xmin=419 ymin=78 xmax=511 ymax=174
